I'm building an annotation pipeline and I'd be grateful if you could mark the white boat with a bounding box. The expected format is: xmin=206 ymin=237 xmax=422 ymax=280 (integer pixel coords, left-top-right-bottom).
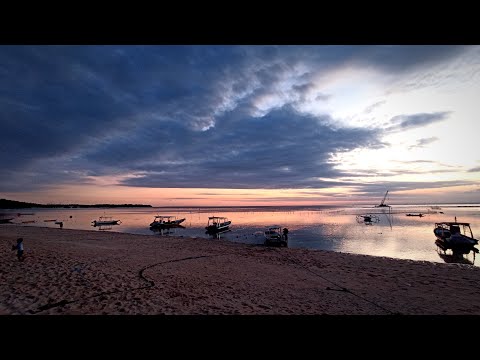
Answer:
xmin=150 ymin=215 xmax=185 ymax=228
xmin=264 ymin=226 xmax=288 ymax=247
xmin=205 ymin=216 xmax=231 ymax=233
xmin=92 ymin=216 xmax=121 ymax=227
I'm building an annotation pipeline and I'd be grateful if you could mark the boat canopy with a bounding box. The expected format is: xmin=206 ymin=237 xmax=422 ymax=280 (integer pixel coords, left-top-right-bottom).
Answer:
xmin=436 ymin=222 xmax=471 ymax=226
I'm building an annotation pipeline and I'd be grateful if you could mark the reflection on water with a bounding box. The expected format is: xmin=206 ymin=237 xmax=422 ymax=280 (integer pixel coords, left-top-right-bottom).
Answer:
xmin=206 ymin=228 xmax=232 ymax=240
xmin=150 ymin=224 xmax=185 ymax=236
xmin=2 ymin=204 xmax=479 ymax=266
xmin=437 ymin=250 xmax=476 ymax=265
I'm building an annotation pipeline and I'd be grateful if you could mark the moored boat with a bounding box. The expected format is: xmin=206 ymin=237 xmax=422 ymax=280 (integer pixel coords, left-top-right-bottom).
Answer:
xmin=264 ymin=225 xmax=288 ymax=247
xmin=92 ymin=216 xmax=121 ymax=227
xmin=356 ymin=214 xmax=380 ymax=224
xmin=205 ymin=216 xmax=231 ymax=233
xmin=150 ymin=215 xmax=186 ymax=228
xmin=434 ymin=218 xmax=479 ymax=257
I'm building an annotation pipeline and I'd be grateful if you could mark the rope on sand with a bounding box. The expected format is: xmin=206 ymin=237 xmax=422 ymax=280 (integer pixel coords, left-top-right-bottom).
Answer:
xmin=27 ymin=254 xmax=223 ymax=314
xmin=138 ymin=254 xmax=220 ymax=288
xmin=272 ymin=248 xmax=401 ymax=315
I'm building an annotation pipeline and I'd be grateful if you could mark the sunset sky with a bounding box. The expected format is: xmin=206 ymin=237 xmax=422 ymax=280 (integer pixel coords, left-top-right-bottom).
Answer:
xmin=1 ymin=45 xmax=479 ymax=206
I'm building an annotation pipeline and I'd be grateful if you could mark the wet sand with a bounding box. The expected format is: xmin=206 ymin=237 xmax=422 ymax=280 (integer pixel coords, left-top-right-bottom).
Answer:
xmin=1 ymin=225 xmax=480 ymax=315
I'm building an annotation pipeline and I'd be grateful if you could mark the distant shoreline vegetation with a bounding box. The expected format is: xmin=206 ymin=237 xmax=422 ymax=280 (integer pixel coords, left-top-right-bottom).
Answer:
xmin=0 ymin=199 xmax=152 ymax=209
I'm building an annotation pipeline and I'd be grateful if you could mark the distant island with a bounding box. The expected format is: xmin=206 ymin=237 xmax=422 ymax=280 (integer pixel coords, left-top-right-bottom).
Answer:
xmin=0 ymin=199 xmax=152 ymax=209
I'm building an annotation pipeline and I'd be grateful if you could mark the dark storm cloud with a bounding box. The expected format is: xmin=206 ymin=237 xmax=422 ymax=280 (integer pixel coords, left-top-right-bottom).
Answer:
xmin=119 ymin=105 xmax=384 ymax=189
xmin=0 ymin=45 xmax=471 ymax=193
xmin=387 ymin=112 xmax=450 ymax=132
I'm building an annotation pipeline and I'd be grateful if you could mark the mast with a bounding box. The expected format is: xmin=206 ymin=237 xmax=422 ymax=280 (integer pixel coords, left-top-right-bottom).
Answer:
xmin=380 ymin=190 xmax=389 ymax=206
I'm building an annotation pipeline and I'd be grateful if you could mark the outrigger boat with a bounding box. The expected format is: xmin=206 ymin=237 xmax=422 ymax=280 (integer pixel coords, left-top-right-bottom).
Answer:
xmin=264 ymin=226 xmax=287 ymax=247
xmin=356 ymin=214 xmax=380 ymax=225
xmin=434 ymin=218 xmax=479 ymax=258
xmin=92 ymin=216 xmax=122 ymax=227
xmin=406 ymin=213 xmax=424 ymax=217
xmin=150 ymin=215 xmax=186 ymax=228
xmin=205 ymin=216 xmax=231 ymax=233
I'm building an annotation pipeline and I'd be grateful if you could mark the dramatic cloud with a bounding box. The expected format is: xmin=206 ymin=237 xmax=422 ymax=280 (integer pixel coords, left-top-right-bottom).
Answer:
xmin=0 ymin=45 xmax=477 ymax=202
xmin=117 ymin=105 xmax=384 ymax=189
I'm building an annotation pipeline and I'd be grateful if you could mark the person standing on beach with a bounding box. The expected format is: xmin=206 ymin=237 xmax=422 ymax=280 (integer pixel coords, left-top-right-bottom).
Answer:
xmin=12 ymin=238 xmax=24 ymax=261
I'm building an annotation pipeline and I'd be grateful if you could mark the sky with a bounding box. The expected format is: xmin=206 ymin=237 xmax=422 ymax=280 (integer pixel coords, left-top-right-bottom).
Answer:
xmin=1 ymin=45 xmax=479 ymax=206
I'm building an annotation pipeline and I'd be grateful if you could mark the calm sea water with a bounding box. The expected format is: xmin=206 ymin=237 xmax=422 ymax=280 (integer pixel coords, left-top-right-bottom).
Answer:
xmin=2 ymin=204 xmax=480 ymax=266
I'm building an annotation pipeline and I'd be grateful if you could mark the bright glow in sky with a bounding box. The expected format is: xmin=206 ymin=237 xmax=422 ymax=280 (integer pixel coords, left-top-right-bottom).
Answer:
xmin=1 ymin=45 xmax=479 ymax=206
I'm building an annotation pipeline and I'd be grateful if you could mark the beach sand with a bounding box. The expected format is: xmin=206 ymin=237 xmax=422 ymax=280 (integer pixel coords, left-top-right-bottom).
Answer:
xmin=1 ymin=225 xmax=480 ymax=315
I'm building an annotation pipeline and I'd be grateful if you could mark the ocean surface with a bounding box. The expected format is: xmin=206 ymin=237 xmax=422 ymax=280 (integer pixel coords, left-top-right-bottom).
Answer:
xmin=2 ymin=204 xmax=480 ymax=266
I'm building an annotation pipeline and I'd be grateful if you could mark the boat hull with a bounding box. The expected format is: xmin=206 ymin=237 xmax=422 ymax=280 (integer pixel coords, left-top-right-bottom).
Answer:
xmin=205 ymin=221 xmax=231 ymax=233
xmin=92 ymin=220 xmax=120 ymax=226
xmin=264 ymin=236 xmax=287 ymax=247
xmin=150 ymin=218 xmax=185 ymax=228
xmin=435 ymin=238 xmax=478 ymax=255
xmin=150 ymin=223 xmax=185 ymax=229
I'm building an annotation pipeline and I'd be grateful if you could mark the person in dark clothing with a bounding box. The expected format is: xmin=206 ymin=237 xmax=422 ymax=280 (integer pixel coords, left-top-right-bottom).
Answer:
xmin=283 ymin=228 xmax=289 ymax=240
xmin=12 ymin=238 xmax=24 ymax=261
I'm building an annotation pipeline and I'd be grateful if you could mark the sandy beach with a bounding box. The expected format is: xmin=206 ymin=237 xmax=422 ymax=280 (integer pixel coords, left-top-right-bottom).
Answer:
xmin=1 ymin=225 xmax=480 ymax=315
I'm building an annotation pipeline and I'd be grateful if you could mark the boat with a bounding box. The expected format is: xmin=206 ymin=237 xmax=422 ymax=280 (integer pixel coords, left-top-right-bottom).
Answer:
xmin=149 ymin=215 xmax=186 ymax=228
xmin=92 ymin=216 xmax=121 ymax=227
xmin=434 ymin=218 xmax=479 ymax=257
xmin=205 ymin=216 xmax=231 ymax=233
xmin=0 ymin=217 xmax=14 ymax=224
xmin=264 ymin=226 xmax=287 ymax=247
xmin=374 ymin=190 xmax=390 ymax=208
xmin=356 ymin=214 xmax=380 ymax=224
xmin=406 ymin=213 xmax=424 ymax=217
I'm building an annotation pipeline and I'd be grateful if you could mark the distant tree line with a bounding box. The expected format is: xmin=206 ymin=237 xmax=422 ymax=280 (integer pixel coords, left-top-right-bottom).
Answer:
xmin=0 ymin=199 xmax=152 ymax=209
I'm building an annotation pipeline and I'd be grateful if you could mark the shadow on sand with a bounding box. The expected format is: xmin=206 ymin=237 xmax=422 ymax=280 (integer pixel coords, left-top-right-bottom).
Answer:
xmin=437 ymin=251 xmax=475 ymax=265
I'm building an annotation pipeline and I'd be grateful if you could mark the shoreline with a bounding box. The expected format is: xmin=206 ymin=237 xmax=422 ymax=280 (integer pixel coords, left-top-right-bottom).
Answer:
xmin=1 ymin=225 xmax=480 ymax=315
